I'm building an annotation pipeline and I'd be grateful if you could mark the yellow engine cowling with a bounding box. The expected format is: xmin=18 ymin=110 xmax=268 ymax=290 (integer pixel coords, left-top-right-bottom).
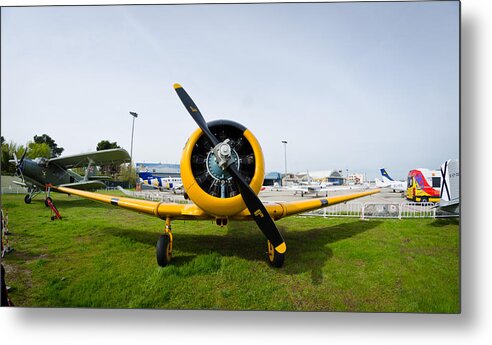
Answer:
xmin=180 ymin=120 xmax=265 ymax=217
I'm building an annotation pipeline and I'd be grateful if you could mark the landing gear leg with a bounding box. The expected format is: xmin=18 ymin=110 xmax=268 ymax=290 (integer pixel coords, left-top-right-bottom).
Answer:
xmin=24 ymin=187 xmax=40 ymax=204
xmin=44 ymin=185 xmax=53 ymax=207
xmin=267 ymin=241 xmax=285 ymax=268
xmin=156 ymin=217 xmax=173 ymax=267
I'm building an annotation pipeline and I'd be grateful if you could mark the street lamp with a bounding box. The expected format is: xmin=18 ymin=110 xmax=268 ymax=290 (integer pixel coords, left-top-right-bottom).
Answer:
xmin=129 ymin=111 xmax=138 ymax=167
xmin=281 ymin=140 xmax=288 ymax=177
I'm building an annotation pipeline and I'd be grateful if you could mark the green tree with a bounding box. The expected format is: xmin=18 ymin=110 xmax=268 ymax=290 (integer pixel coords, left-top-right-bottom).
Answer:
xmin=118 ymin=163 xmax=137 ymax=187
xmin=26 ymin=142 xmax=51 ymax=159
xmin=96 ymin=140 xmax=120 ymax=151
xmin=33 ymin=134 xmax=64 ymax=157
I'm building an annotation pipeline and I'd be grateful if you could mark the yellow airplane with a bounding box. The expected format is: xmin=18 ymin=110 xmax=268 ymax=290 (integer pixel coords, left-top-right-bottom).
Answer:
xmin=54 ymin=84 xmax=380 ymax=268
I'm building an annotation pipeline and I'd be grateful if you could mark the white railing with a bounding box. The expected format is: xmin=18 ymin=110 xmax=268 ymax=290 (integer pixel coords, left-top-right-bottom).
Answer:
xmin=306 ymin=202 xmax=364 ymax=218
xmin=116 ymin=186 xmax=191 ymax=204
xmin=399 ymin=202 xmax=436 ymax=218
xmin=302 ymin=202 xmax=458 ymax=219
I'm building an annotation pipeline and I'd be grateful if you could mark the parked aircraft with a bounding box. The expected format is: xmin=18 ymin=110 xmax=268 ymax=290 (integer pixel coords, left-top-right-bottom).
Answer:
xmin=378 ymin=168 xmax=406 ymax=192
xmin=288 ymin=183 xmax=369 ymax=198
xmin=138 ymin=172 xmax=183 ymax=193
xmin=10 ymin=148 xmax=130 ymax=204
xmin=438 ymin=159 xmax=459 ymax=215
xmin=286 ymin=172 xmax=371 ymax=197
xmin=374 ymin=178 xmax=387 ymax=188
xmin=53 ymin=84 xmax=380 ymax=268
xmin=288 ymin=176 xmax=333 ymax=197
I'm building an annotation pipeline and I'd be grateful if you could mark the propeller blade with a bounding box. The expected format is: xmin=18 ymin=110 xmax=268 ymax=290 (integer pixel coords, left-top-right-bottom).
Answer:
xmin=19 ymin=149 xmax=27 ymax=164
xmin=173 ymin=83 xmax=286 ymax=254
xmin=174 ymin=83 xmax=219 ymax=147
xmin=13 ymin=151 xmax=27 ymax=183
xmin=227 ymin=164 xmax=286 ymax=253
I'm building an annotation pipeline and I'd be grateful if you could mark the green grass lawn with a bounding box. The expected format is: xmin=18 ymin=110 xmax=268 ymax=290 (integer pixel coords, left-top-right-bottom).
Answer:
xmin=1 ymin=193 xmax=459 ymax=312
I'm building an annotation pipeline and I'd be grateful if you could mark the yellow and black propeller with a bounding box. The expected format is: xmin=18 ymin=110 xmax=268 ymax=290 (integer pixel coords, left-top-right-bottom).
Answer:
xmin=174 ymin=83 xmax=286 ymax=256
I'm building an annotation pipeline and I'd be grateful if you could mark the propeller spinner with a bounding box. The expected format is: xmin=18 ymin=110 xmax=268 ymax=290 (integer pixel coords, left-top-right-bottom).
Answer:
xmin=174 ymin=83 xmax=286 ymax=256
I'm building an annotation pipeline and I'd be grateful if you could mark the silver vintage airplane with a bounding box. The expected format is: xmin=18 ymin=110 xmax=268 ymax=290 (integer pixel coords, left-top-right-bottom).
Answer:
xmin=10 ymin=148 xmax=130 ymax=204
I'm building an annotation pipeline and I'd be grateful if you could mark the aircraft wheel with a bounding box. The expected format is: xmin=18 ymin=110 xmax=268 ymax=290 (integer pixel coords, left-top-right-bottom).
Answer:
xmin=24 ymin=195 xmax=32 ymax=204
xmin=267 ymin=241 xmax=285 ymax=268
xmin=45 ymin=197 xmax=52 ymax=207
xmin=156 ymin=234 xmax=172 ymax=267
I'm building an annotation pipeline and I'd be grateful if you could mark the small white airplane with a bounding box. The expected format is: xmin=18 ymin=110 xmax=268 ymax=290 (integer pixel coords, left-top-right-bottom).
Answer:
xmin=286 ymin=171 xmax=369 ymax=197
xmin=437 ymin=159 xmax=459 ymax=215
xmin=376 ymin=168 xmax=406 ymax=193
xmin=286 ymin=171 xmax=333 ymax=197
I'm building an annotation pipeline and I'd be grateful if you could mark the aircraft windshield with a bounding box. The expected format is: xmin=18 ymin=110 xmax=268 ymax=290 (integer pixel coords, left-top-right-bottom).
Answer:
xmin=34 ymin=157 xmax=48 ymax=165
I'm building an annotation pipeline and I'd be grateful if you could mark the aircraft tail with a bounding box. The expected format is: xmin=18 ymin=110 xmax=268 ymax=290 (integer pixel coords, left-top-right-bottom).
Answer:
xmin=380 ymin=168 xmax=394 ymax=182
xmin=138 ymin=172 xmax=154 ymax=180
xmin=440 ymin=159 xmax=459 ymax=204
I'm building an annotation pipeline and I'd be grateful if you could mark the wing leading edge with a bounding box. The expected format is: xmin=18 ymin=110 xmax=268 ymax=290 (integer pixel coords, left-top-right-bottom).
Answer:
xmin=54 ymin=186 xmax=209 ymax=220
xmin=54 ymin=186 xmax=379 ymax=221
xmin=48 ymin=148 xmax=131 ymax=169
xmin=234 ymin=189 xmax=380 ymax=220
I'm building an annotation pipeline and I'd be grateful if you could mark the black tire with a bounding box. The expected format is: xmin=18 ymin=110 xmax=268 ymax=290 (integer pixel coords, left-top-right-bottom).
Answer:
xmin=420 ymin=197 xmax=428 ymax=203
xmin=267 ymin=241 xmax=285 ymax=268
xmin=156 ymin=234 xmax=172 ymax=267
xmin=24 ymin=195 xmax=32 ymax=204
xmin=45 ymin=197 xmax=52 ymax=207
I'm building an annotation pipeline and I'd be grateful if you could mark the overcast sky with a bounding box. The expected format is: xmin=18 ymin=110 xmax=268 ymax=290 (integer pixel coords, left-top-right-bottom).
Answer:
xmin=1 ymin=1 xmax=459 ymax=180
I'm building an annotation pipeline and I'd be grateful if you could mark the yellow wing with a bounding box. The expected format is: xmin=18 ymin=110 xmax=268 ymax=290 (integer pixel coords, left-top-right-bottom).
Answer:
xmin=231 ymin=189 xmax=380 ymax=220
xmin=55 ymin=185 xmax=379 ymax=221
xmin=54 ymin=186 xmax=212 ymax=220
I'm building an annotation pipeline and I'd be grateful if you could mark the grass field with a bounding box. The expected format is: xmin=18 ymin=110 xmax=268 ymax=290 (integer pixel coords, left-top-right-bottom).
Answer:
xmin=1 ymin=192 xmax=459 ymax=312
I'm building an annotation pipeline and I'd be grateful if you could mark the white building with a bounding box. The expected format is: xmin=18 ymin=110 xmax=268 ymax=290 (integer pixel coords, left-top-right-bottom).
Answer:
xmin=347 ymin=173 xmax=365 ymax=185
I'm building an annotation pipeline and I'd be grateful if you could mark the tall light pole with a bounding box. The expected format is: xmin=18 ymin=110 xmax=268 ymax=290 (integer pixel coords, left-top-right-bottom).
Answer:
xmin=281 ymin=140 xmax=288 ymax=177
xmin=129 ymin=111 xmax=138 ymax=167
